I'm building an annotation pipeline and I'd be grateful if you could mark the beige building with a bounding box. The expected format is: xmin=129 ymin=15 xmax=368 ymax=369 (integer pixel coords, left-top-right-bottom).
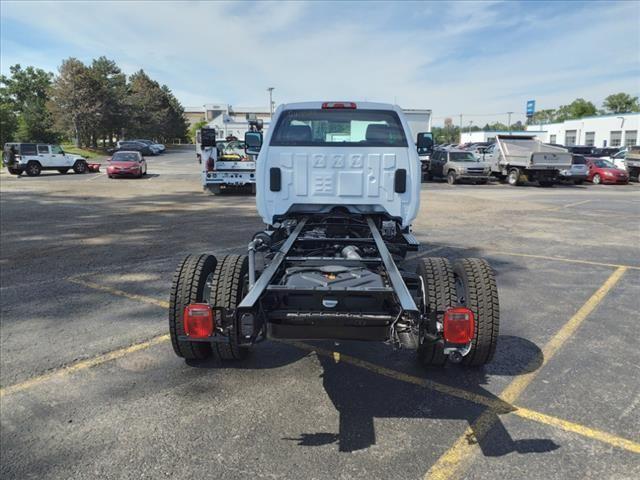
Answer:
xmin=183 ymin=106 xmax=206 ymax=128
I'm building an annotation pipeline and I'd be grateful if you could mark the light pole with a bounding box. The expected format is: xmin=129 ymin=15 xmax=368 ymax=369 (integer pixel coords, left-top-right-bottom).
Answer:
xmin=267 ymin=87 xmax=274 ymax=118
xmin=507 ymin=111 xmax=514 ymax=134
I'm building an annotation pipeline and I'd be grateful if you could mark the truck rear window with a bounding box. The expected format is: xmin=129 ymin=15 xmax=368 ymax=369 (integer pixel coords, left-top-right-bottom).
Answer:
xmin=270 ymin=109 xmax=407 ymax=147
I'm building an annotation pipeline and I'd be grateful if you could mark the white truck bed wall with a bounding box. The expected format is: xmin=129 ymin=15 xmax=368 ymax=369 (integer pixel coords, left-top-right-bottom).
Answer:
xmin=496 ymin=136 xmax=572 ymax=169
xmin=256 ymin=102 xmax=421 ymax=227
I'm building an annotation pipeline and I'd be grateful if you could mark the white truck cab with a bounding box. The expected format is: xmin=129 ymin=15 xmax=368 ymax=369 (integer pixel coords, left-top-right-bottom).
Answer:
xmin=250 ymin=101 xmax=421 ymax=227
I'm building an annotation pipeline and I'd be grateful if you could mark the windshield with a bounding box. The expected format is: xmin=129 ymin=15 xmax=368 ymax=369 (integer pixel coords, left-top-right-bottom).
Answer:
xmin=112 ymin=152 xmax=139 ymax=162
xmin=449 ymin=152 xmax=477 ymax=162
xmin=593 ymin=159 xmax=615 ymax=168
xmin=271 ymin=109 xmax=407 ymax=147
xmin=572 ymin=155 xmax=586 ymax=165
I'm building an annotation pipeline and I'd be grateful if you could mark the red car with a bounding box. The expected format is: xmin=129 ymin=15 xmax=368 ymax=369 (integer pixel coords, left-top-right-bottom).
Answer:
xmin=106 ymin=151 xmax=147 ymax=178
xmin=586 ymin=158 xmax=628 ymax=185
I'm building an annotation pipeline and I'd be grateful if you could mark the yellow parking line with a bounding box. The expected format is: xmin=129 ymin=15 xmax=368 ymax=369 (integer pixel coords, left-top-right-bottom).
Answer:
xmin=4 ymin=274 xmax=638 ymax=460
xmin=425 ymin=266 xmax=628 ymax=480
xmin=288 ymin=340 xmax=640 ymax=455
xmin=445 ymin=245 xmax=640 ymax=270
xmin=515 ymin=407 xmax=640 ymax=454
xmin=68 ymin=276 xmax=170 ymax=309
xmin=0 ymin=334 xmax=169 ymax=398
xmin=548 ymin=199 xmax=591 ymax=211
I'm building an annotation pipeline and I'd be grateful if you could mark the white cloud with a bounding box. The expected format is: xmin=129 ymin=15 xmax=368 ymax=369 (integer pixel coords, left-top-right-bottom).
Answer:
xmin=1 ymin=0 xmax=638 ymax=125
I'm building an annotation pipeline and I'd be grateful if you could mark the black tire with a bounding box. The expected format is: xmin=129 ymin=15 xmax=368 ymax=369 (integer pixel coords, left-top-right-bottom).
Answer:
xmin=453 ymin=258 xmax=500 ymax=366
xmin=25 ymin=161 xmax=41 ymax=177
xmin=169 ymin=254 xmax=217 ymax=360
xmin=447 ymin=171 xmax=457 ymax=185
xmin=507 ymin=168 xmax=521 ymax=186
xmin=416 ymin=257 xmax=457 ymax=367
xmin=207 ymin=185 xmax=222 ymax=195
xmin=7 ymin=167 xmax=22 ymax=176
xmin=250 ymin=183 xmax=256 ymax=195
xmin=73 ymin=160 xmax=87 ymax=174
xmin=58 ymin=168 xmax=69 ymax=174
xmin=592 ymin=174 xmax=601 ymax=185
xmin=209 ymin=255 xmax=250 ymax=360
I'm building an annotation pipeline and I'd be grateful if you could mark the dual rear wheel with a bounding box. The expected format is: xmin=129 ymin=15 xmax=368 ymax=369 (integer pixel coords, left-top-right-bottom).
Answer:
xmin=169 ymin=253 xmax=249 ymax=361
xmin=417 ymin=257 xmax=499 ymax=367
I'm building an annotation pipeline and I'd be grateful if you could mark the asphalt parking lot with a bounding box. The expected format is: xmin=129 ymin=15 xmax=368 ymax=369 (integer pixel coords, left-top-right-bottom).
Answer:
xmin=1 ymin=146 xmax=639 ymax=479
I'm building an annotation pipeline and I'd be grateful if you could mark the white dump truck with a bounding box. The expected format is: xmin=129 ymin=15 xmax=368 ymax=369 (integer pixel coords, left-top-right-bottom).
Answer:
xmin=483 ymin=134 xmax=572 ymax=186
xmin=169 ymin=101 xmax=500 ymax=369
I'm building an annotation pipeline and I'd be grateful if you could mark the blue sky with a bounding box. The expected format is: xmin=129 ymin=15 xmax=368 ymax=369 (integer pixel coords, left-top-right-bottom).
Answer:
xmin=1 ymin=0 xmax=639 ymax=125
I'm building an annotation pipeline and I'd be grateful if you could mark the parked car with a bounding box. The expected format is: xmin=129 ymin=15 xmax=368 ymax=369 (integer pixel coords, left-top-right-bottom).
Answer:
xmin=106 ymin=151 xmax=147 ymax=178
xmin=2 ymin=142 xmax=88 ymax=176
xmin=566 ymin=146 xmax=594 ymax=156
xmin=109 ymin=141 xmax=155 ymax=156
xmin=428 ymin=148 xmax=492 ymax=184
xmin=132 ymin=139 xmax=165 ymax=154
xmin=559 ymin=154 xmax=589 ymax=185
xmin=591 ymin=147 xmax=620 ymax=158
xmin=586 ymin=158 xmax=629 ymax=185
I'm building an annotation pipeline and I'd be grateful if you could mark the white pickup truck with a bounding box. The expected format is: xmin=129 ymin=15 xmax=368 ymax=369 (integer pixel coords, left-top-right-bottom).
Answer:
xmin=170 ymin=101 xmax=500 ymax=370
xmin=3 ymin=143 xmax=88 ymax=176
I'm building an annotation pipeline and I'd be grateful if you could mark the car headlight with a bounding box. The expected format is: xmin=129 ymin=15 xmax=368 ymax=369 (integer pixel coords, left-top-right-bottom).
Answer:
xmin=604 ymin=171 xmax=613 ymax=176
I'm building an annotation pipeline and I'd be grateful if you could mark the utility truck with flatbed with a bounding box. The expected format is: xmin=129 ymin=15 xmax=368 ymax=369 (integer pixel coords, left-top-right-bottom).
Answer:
xmin=170 ymin=101 xmax=500 ymax=368
xmin=484 ymin=135 xmax=572 ymax=186
xmin=198 ymin=125 xmax=258 ymax=195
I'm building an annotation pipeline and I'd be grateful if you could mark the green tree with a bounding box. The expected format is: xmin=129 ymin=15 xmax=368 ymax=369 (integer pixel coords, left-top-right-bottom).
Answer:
xmin=0 ymin=101 xmax=18 ymax=145
xmin=49 ymin=58 xmax=102 ymax=147
xmin=127 ymin=70 xmax=166 ymax=138
xmin=89 ymin=57 xmax=128 ymax=146
xmin=528 ymin=109 xmax=556 ymax=125
xmin=554 ymin=98 xmax=597 ymax=122
xmin=0 ymin=64 xmax=56 ymax=142
xmin=160 ymin=84 xmax=189 ymax=142
xmin=603 ymin=92 xmax=640 ymax=114
xmin=189 ymin=119 xmax=208 ymax=143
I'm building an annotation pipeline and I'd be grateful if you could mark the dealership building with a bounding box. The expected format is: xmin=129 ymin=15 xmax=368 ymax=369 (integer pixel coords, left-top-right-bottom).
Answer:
xmin=460 ymin=113 xmax=639 ymax=148
xmin=526 ymin=113 xmax=639 ymax=147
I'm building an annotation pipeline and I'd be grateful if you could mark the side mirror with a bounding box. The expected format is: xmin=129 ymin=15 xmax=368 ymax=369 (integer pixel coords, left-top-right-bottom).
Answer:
xmin=245 ymin=131 xmax=263 ymax=156
xmin=416 ymin=132 xmax=433 ymax=154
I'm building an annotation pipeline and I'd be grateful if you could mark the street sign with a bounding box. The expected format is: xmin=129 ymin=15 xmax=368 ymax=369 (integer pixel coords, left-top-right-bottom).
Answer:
xmin=526 ymin=100 xmax=536 ymax=117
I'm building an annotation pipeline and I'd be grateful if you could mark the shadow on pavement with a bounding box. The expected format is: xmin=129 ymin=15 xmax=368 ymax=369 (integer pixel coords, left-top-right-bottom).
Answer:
xmin=191 ymin=334 xmax=557 ymax=456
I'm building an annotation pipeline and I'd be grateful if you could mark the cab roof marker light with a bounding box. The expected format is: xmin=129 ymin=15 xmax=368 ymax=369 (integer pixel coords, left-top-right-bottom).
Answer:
xmin=322 ymin=102 xmax=357 ymax=110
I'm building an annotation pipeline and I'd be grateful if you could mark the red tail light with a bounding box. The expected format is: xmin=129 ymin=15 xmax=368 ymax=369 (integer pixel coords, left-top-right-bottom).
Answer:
xmin=443 ymin=307 xmax=475 ymax=344
xmin=184 ymin=304 xmax=214 ymax=339
xmin=206 ymin=158 xmax=215 ymax=172
xmin=322 ymin=102 xmax=357 ymax=109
